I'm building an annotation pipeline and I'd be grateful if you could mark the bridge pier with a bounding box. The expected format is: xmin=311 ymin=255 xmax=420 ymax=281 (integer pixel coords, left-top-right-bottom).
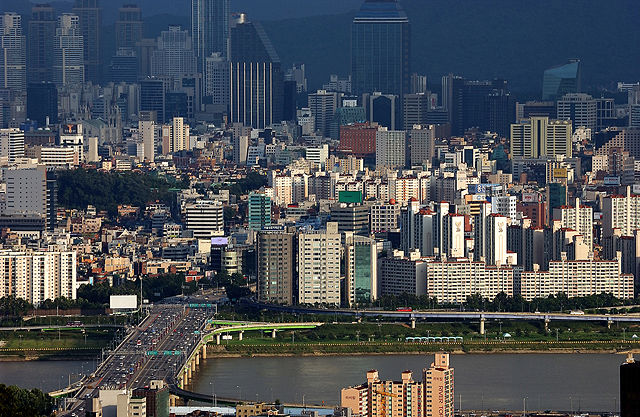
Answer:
xmin=182 ymin=371 xmax=187 ymax=388
xmin=410 ymin=318 xmax=416 ymax=329
xmin=170 ymin=395 xmax=177 ymax=407
xmin=271 ymin=329 xmax=277 ymax=338
xmin=187 ymin=364 xmax=192 ymax=380
xmin=195 ymin=352 xmax=200 ymax=366
xmin=216 ymin=334 xmax=221 ymax=345
xmin=608 ymin=320 xmax=613 ymax=329
xmin=239 ymin=331 xmax=243 ymax=341
xmin=202 ymin=344 xmax=207 ymax=359
xmin=480 ymin=318 xmax=485 ymax=335
xmin=544 ymin=318 xmax=550 ymax=332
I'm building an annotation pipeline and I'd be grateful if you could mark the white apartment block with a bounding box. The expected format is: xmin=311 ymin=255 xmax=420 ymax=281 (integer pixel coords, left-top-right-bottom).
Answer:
xmin=393 ymin=177 xmax=420 ymax=205
xmin=426 ymin=259 xmax=514 ymax=304
xmin=297 ymin=222 xmax=341 ymax=305
xmin=520 ymin=257 xmax=633 ymax=300
xmin=491 ymin=195 xmax=517 ymax=219
xmin=602 ymin=187 xmax=640 ymax=237
xmin=272 ymin=175 xmax=293 ymax=206
xmin=553 ymin=198 xmax=593 ymax=251
xmin=0 ymin=251 xmax=77 ymax=305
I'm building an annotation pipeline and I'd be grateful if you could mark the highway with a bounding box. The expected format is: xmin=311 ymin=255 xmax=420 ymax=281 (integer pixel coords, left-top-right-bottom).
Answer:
xmin=58 ymin=303 xmax=214 ymax=416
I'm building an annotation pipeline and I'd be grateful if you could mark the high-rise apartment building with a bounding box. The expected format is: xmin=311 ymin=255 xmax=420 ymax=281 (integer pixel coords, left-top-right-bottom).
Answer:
xmin=351 ymin=0 xmax=410 ymax=98
xmin=0 ymin=251 xmax=77 ymax=305
xmin=151 ymin=26 xmax=197 ymax=79
xmin=409 ymin=124 xmax=435 ymax=166
xmin=0 ymin=13 xmax=26 ymax=91
xmin=330 ymin=203 xmax=369 ymax=236
xmin=248 ymin=192 xmax=272 ymax=230
xmin=139 ymin=120 xmax=155 ymax=162
xmin=308 ymin=90 xmax=339 ymax=138
xmin=161 ymin=117 xmax=190 ymax=154
xmin=184 ymin=200 xmax=224 ymax=239
xmin=116 ymin=4 xmax=143 ymax=50
xmin=510 ymin=116 xmax=572 ymax=158
xmin=557 ymin=93 xmax=597 ymax=132
xmin=621 ymin=354 xmax=640 ymax=417
xmin=602 ymin=187 xmax=640 ymax=237
xmin=0 ymin=128 xmax=24 ymax=163
xmin=53 ymin=14 xmax=85 ymax=86
xmin=256 ymin=228 xmax=294 ymax=305
xmin=28 ymin=4 xmax=56 ymax=84
xmin=376 ymin=128 xmax=406 ymax=169
xmin=379 ymin=250 xmax=426 ymax=296
xmin=423 ymin=353 xmax=455 ymax=417
xmin=229 ymin=14 xmax=283 ymax=129
xmin=72 ymin=0 xmax=101 ymax=83
xmin=553 ymin=198 xmax=593 ymax=252
xmin=344 ymin=234 xmax=377 ymax=307
xmin=297 ymin=222 xmax=341 ymax=305
xmin=542 ymin=59 xmax=581 ymax=101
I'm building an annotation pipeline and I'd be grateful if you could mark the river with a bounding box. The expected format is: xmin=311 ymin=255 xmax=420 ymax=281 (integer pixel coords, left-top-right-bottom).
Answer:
xmin=0 ymin=354 xmax=624 ymax=412
xmin=190 ymin=353 xmax=623 ymax=412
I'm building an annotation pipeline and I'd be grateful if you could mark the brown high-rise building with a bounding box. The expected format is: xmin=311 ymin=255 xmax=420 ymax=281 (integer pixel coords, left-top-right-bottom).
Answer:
xmin=73 ymin=0 xmax=101 ymax=83
xmin=339 ymin=122 xmax=378 ymax=157
xmin=257 ymin=228 xmax=294 ymax=305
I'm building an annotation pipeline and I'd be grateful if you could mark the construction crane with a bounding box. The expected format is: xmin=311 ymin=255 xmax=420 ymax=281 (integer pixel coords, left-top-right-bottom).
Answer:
xmin=374 ymin=389 xmax=399 ymax=417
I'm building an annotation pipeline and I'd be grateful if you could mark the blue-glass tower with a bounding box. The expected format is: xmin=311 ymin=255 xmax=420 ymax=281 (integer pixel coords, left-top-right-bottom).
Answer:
xmin=351 ymin=0 xmax=410 ymax=98
xmin=542 ymin=59 xmax=581 ymax=100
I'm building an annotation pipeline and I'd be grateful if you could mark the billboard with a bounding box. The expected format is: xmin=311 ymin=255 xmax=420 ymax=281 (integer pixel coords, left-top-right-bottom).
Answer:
xmin=604 ymin=176 xmax=621 ymax=186
xmin=522 ymin=193 xmax=539 ymax=203
xmin=62 ymin=123 xmax=79 ymax=135
xmin=211 ymin=237 xmax=229 ymax=246
xmin=110 ymin=295 xmax=138 ymax=310
xmin=553 ymin=168 xmax=568 ymax=179
xmin=339 ymin=191 xmax=363 ymax=204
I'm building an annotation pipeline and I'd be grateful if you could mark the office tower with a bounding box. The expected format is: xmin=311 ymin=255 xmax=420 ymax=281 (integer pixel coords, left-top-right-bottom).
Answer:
xmin=184 ymin=200 xmax=224 ymax=239
xmin=510 ymin=116 xmax=572 ymax=158
xmin=342 ymin=369 xmax=424 ymax=417
xmin=622 ymin=354 xmax=640 ymax=417
xmin=109 ymin=48 xmax=138 ymax=83
xmin=192 ymin=0 xmax=230 ymax=65
xmin=351 ymin=0 xmax=410 ymax=98
xmin=26 ymin=82 xmax=57 ymax=126
xmin=403 ymin=93 xmax=429 ymax=130
xmin=516 ymin=101 xmax=556 ymax=121
xmin=542 ymin=59 xmax=581 ymax=100
xmin=116 ymin=4 xmax=143 ymax=50
xmin=28 ymin=4 xmax=56 ymax=84
xmin=205 ymin=52 xmax=230 ymax=108
xmin=411 ymin=73 xmax=428 ymax=94
xmin=330 ymin=203 xmax=369 ymax=235
xmin=139 ymin=120 xmax=155 ymax=162
xmin=161 ymin=117 xmax=189 ymax=154
xmin=365 ymin=92 xmax=399 ymax=130
xmin=151 ymin=26 xmax=197 ymax=79
xmin=72 ymin=0 xmax=101 ymax=84
xmin=140 ymin=77 xmax=167 ymax=123
xmin=423 ymin=353 xmax=455 ymax=417
xmin=0 ymin=13 xmax=26 ymax=91
xmin=553 ymin=198 xmax=593 ymax=252
xmin=409 ymin=124 xmax=435 ymax=166
xmin=256 ymin=229 xmax=295 ymax=302
xmin=229 ymin=14 xmax=283 ymax=129
xmin=0 ymin=128 xmax=25 ymax=163
xmin=344 ymin=234 xmax=377 ymax=307
xmin=53 ymin=14 xmax=85 ymax=86
xmin=136 ymin=38 xmax=156 ymax=78
xmin=331 ymin=98 xmax=366 ymax=139
xmin=4 ymin=163 xmax=47 ymax=217
xmin=487 ymin=89 xmax=515 ymax=137
xmin=233 ymin=135 xmax=248 ymax=165
xmin=339 ymin=122 xmax=377 ymax=157
xmin=308 ymin=90 xmax=339 ymax=138
xmin=442 ymin=74 xmax=464 ymax=135
xmin=297 ymin=222 xmax=341 ymax=305
xmin=376 ymin=127 xmax=406 ymax=169
xmin=0 ymin=251 xmax=77 ymax=305
xmin=556 ymin=93 xmax=597 ymax=132
xmin=248 ymin=192 xmax=271 ymax=230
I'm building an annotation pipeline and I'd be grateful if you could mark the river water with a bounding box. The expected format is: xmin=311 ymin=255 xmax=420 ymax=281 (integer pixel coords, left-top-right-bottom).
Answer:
xmin=0 ymin=354 xmax=624 ymax=412
xmin=190 ymin=354 xmax=624 ymax=413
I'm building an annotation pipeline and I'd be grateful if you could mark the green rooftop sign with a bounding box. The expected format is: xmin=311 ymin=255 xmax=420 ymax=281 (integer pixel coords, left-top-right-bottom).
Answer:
xmin=339 ymin=191 xmax=362 ymax=204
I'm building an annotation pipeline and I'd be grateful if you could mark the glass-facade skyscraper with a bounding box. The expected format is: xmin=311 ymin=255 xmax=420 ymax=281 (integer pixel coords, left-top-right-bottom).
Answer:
xmin=28 ymin=4 xmax=56 ymax=84
xmin=192 ymin=0 xmax=230 ymax=65
xmin=542 ymin=58 xmax=581 ymax=100
xmin=351 ymin=0 xmax=410 ymax=98
xmin=72 ymin=0 xmax=102 ymax=84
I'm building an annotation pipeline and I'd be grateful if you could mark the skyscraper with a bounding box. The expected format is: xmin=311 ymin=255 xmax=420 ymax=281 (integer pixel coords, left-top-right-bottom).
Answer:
xmin=308 ymin=90 xmax=339 ymax=138
xmin=542 ymin=59 xmax=581 ymax=101
xmin=116 ymin=4 xmax=143 ymax=50
xmin=28 ymin=4 xmax=56 ymax=84
xmin=351 ymin=0 xmax=410 ymax=98
xmin=192 ymin=0 xmax=230 ymax=64
xmin=257 ymin=228 xmax=294 ymax=305
xmin=53 ymin=14 xmax=85 ymax=86
xmin=139 ymin=77 xmax=167 ymax=123
xmin=151 ymin=25 xmax=197 ymax=79
xmin=248 ymin=192 xmax=272 ymax=230
xmin=0 ymin=13 xmax=26 ymax=91
xmin=229 ymin=13 xmax=283 ymax=129
xmin=510 ymin=116 xmax=572 ymax=159
xmin=72 ymin=0 xmax=102 ymax=84
xmin=27 ymin=82 xmax=58 ymax=125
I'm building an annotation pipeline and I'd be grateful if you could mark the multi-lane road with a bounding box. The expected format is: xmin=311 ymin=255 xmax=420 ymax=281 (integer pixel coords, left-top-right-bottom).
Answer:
xmin=59 ymin=303 xmax=214 ymax=416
